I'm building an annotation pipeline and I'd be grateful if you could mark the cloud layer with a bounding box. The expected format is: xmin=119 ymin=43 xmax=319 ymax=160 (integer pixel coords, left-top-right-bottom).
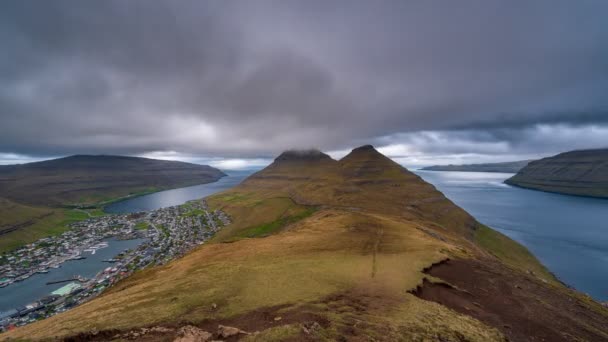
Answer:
xmin=1 ymin=1 xmax=607 ymax=163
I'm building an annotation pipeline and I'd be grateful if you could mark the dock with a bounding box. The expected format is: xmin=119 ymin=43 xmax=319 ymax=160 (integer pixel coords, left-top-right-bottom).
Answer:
xmin=46 ymin=275 xmax=88 ymax=285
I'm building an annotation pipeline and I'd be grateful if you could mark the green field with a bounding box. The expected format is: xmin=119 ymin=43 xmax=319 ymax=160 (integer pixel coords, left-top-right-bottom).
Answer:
xmin=0 ymin=203 xmax=89 ymax=253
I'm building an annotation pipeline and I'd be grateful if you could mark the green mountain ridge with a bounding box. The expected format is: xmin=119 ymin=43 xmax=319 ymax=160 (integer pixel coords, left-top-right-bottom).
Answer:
xmin=505 ymin=148 xmax=608 ymax=198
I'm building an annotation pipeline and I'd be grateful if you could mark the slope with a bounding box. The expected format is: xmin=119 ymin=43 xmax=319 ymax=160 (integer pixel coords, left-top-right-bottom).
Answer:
xmin=4 ymin=146 xmax=607 ymax=341
xmin=0 ymin=155 xmax=226 ymax=207
xmin=505 ymin=148 xmax=608 ymax=198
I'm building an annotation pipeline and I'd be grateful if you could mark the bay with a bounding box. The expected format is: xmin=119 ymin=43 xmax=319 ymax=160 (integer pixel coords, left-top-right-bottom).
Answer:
xmin=415 ymin=170 xmax=608 ymax=301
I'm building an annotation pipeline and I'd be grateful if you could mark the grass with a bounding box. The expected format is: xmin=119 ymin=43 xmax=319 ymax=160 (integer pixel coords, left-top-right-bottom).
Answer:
xmin=0 ymin=203 xmax=89 ymax=253
xmin=59 ymin=187 xmax=164 ymax=209
xmin=180 ymin=208 xmax=206 ymax=218
xmin=135 ymin=221 xmax=149 ymax=230
xmin=158 ymin=224 xmax=170 ymax=238
xmin=242 ymin=324 xmax=301 ymax=341
xmin=6 ymin=208 xmax=465 ymax=340
xmin=5 ymin=147 xmax=579 ymax=340
xmin=235 ymin=207 xmax=317 ymax=238
xmin=474 ymin=224 xmax=556 ymax=283
xmin=208 ymin=195 xmax=310 ymax=242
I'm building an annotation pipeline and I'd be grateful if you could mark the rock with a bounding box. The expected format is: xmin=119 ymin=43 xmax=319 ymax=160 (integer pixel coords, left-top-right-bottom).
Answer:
xmin=217 ymin=325 xmax=248 ymax=338
xmin=174 ymin=325 xmax=213 ymax=342
xmin=150 ymin=326 xmax=174 ymax=333
xmin=301 ymin=321 xmax=321 ymax=335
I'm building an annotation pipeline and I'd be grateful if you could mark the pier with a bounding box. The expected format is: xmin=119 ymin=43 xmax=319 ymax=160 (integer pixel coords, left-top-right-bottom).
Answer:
xmin=45 ymin=275 xmax=88 ymax=285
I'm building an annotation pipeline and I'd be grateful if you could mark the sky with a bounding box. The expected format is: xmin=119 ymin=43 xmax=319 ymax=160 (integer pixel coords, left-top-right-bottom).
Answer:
xmin=1 ymin=1 xmax=607 ymax=169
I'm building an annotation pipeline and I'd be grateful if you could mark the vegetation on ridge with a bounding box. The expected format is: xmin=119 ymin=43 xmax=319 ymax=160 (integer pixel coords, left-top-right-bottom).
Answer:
xmin=4 ymin=146 xmax=607 ymax=341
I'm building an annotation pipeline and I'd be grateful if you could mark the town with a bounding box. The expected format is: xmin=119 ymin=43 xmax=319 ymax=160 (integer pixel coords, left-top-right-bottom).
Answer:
xmin=0 ymin=199 xmax=229 ymax=331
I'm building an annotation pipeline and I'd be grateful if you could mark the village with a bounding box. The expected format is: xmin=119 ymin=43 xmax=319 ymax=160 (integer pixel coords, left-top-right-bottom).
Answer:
xmin=0 ymin=200 xmax=229 ymax=331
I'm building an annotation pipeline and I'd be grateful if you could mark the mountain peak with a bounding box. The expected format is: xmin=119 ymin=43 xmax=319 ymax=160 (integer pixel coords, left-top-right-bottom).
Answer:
xmin=351 ymin=144 xmax=377 ymax=152
xmin=340 ymin=144 xmax=390 ymax=163
xmin=346 ymin=144 xmax=384 ymax=158
xmin=274 ymin=149 xmax=333 ymax=163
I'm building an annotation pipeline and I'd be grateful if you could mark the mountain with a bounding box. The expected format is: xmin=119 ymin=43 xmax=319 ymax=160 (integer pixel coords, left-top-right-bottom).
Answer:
xmin=5 ymin=146 xmax=607 ymax=341
xmin=0 ymin=155 xmax=225 ymax=251
xmin=505 ymin=149 xmax=608 ymax=198
xmin=422 ymin=160 xmax=531 ymax=173
xmin=0 ymin=155 xmax=226 ymax=206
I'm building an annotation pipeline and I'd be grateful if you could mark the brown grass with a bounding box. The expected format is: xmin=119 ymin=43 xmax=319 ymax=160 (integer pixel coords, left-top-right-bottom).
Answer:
xmin=4 ymin=146 xmax=579 ymax=341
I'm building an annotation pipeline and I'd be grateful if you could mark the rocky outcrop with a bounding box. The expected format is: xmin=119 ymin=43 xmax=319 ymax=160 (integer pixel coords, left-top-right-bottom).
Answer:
xmin=173 ymin=325 xmax=213 ymax=342
xmin=505 ymin=149 xmax=608 ymax=198
xmin=217 ymin=324 xmax=249 ymax=338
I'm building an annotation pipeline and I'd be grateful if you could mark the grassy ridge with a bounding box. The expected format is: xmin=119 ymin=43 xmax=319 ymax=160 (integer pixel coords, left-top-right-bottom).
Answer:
xmin=235 ymin=207 xmax=317 ymax=239
xmin=474 ymin=224 xmax=555 ymax=283
xmin=7 ymin=146 xmax=603 ymax=341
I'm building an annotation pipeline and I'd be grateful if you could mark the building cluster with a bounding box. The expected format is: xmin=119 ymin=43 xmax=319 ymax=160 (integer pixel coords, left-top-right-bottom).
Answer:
xmin=0 ymin=199 xmax=229 ymax=331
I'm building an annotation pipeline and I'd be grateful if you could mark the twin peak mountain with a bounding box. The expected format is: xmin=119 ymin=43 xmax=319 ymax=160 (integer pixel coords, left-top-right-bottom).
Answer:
xmin=244 ymin=145 xmax=475 ymax=237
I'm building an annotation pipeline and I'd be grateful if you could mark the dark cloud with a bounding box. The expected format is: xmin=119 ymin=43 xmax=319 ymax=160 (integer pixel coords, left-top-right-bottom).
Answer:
xmin=1 ymin=0 xmax=607 ymax=160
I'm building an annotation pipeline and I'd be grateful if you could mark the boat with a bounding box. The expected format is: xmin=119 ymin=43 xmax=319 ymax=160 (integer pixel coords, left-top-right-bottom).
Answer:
xmin=36 ymin=269 xmax=49 ymax=274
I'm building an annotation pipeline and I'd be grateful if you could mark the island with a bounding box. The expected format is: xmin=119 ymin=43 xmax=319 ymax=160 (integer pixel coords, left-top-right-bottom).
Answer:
xmin=0 ymin=155 xmax=225 ymax=252
xmin=421 ymin=160 xmax=531 ymax=173
xmin=5 ymin=145 xmax=607 ymax=341
xmin=505 ymin=148 xmax=608 ymax=198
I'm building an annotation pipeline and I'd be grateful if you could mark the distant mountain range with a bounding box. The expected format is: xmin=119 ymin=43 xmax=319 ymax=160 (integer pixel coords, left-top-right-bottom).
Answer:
xmin=0 ymin=155 xmax=225 ymax=207
xmin=421 ymin=160 xmax=531 ymax=173
xmin=505 ymin=148 xmax=608 ymax=199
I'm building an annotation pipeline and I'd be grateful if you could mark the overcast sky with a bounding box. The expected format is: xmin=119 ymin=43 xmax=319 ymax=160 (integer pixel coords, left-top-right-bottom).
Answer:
xmin=1 ymin=1 xmax=607 ymax=169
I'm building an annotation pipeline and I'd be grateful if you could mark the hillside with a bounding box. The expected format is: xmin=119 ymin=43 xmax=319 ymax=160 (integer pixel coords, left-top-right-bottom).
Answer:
xmin=0 ymin=155 xmax=225 ymax=251
xmin=4 ymin=146 xmax=607 ymax=341
xmin=0 ymin=155 xmax=226 ymax=206
xmin=505 ymin=149 xmax=608 ymax=198
xmin=422 ymin=160 xmax=530 ymax=173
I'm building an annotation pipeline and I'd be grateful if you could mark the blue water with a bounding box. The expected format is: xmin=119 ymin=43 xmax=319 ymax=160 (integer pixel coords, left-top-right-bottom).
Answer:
xmin=0 ymin=238 xmax=144 ymax=312
xmin=415 ymin=170 xmax=608 ymax=301
xmin=104 ymin=170 xmax=253 ymax=214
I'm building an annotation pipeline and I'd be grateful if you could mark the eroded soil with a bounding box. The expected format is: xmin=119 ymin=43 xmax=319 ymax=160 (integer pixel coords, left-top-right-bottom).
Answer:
xmin=412 ymin=258 xmax=608 ymax=342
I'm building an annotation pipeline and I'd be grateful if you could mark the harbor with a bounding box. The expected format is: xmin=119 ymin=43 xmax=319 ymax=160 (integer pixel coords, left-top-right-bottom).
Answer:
xmin=0 ymin=199 xmax=229 ymax=330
